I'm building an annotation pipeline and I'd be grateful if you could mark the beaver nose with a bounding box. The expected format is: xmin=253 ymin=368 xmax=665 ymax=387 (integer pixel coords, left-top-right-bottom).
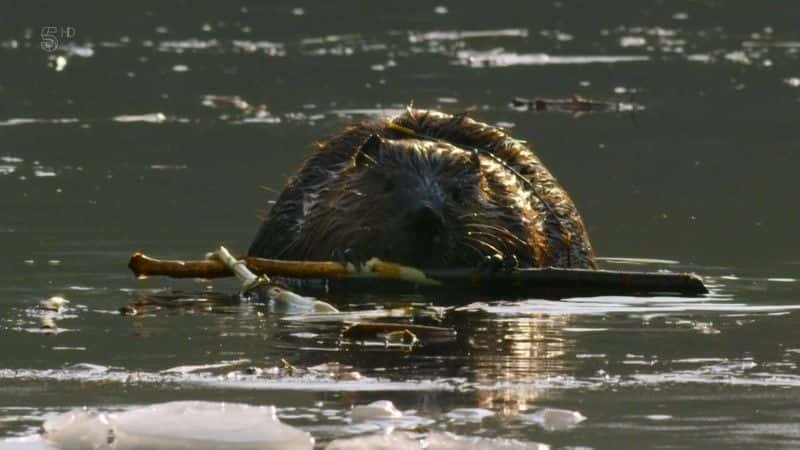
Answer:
xmin=406 ymin=204 xmax=445 ymax=240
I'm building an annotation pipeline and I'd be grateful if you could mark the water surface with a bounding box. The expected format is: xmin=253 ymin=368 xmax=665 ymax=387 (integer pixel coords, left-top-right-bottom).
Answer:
xmin=2 ymin=1 xmax=800 ymax=448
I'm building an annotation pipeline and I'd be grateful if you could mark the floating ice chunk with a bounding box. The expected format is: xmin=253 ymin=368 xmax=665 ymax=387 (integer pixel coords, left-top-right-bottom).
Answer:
xmin=63 ymin=44 xmax=95 ymax=58
xmin=161 ymin=359 xmax=248 ymax=374
xmin=523 ymin=408 xmax=586 ymax=431
xmin=268 ymin=286 xmax=338 ymax=314
xmin=325 ymin=431 xmax=548 ymax=450
xmin=444 ymin=408 xmax=495 ymax=422
xmin=43 ymin=401 xmax=314 ymax=449
xmin=51 ymin=55 xmax=67 ymax=72
xmin=0 ymin=434 xmax=45 ymax=449
xmin=43 ymin=409 xmax=112 ymax=449
xmin=64 ymin=363 xmax=108 ymax=373
xmin=724 ymin=50 xmax=751 ymax=65
xmin=34 ymin=169 xmax=57 ymax=177
xmin=38 ymin=296 xmax=69 ymax=311
xmin=350 ymin=400 xmax=403 ymax=421
xmin=326 ymin=432 xmax=416 ymax=450
xmin=112 ymin=113 xmax=167 ymax=123
xmin=619 ymin=36 xmax=647 ymax=47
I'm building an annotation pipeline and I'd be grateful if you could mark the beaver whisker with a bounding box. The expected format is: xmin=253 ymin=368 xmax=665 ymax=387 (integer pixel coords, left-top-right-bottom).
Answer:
xmin=463 ymin=223 xmax=529 ymax=247
xmin=464 ymin=230 xmax=511 ymax=253
xmin=465 ymin=236 xmax=503 ymax=257
xmin=455 ymin=239 xmax=486 ymax=261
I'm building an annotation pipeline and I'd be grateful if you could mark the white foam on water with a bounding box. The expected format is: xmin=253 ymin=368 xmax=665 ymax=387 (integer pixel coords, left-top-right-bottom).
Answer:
xmin=0 ymin=367 xmax=459 ymax=393
xmin=408 ymin=28 xmax=529 ymax=43
xmin=457 ymin=49 xmax=650 ymax=67
xmin=0 ymin=118 xmax=79 ymax=127
xmin=112 ymin=113 xmax=167 ymax=123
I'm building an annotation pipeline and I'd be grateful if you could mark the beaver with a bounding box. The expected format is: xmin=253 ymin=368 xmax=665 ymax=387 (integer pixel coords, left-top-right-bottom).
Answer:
xmin=248 ymin=108 xmax=595 ymax=270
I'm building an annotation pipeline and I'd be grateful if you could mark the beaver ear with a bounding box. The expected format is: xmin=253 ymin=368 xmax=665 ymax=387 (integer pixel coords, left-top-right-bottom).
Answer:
xmin=354 ymin=134 xmax=382 ymax=167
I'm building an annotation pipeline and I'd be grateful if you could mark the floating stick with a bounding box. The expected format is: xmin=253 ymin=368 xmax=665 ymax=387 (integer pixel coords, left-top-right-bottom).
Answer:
xmin=128 ymin=252 xmax=439 ymax=286
xmin=128 ymin=252 xmax=708 ymax=297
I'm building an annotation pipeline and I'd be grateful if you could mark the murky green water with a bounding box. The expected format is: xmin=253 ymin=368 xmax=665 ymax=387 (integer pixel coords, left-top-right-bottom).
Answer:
xmin=2 ymin=1 xmax=800 ymax=448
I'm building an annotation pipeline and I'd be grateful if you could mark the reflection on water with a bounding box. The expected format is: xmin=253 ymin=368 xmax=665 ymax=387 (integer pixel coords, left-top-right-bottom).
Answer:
xmin=469 ymin=314 xmax=571 ymax=415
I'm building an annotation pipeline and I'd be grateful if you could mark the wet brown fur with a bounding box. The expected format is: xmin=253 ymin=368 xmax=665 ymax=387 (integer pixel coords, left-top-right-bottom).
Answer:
xmin=248 ymin=108 xmax=596 ymax=269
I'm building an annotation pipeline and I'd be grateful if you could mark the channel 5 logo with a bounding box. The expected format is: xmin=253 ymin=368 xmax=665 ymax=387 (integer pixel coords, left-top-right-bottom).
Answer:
xmin=40 ymin=26 xmax=76 ymax=52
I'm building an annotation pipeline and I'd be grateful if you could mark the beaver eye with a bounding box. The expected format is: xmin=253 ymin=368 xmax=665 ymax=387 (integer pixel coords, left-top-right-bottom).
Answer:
xmin=384 ymin=179 xmax=395 ymax=192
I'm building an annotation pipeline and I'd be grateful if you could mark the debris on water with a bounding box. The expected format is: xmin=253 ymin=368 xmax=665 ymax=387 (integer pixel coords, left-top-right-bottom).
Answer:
xmin=511 ymin=95 xmax=643 ymax=115
xmin=280 ymin=358 xmax=298 ymax=374
xmin=112 ymin=113 xmax=167 ymax=123
xmin=149 ymin=164 xmax=188 ymax=171
xmin=724 ymin=50 xmax=751 ymax=65
xmin=243 ymin=366 xmax=263 ymax=376
xmin=341 ymin=322 xmax=456 ymax=346
xmin=383 ymin=329 xmax=419 ymax=347
xmin=38 ymin=296 xmax=69 ymax=311
xmin=201 ymin=94 xmax=252 ymax=111
xmin=445 ymin=408 xmax=496 ymax=423
xmin=522 ymin=407 xmax=586 ymax=431
xmin=338 ymin=371 xmax=362 ymax=381
xmin=620 ymin=36 xmax=647 ymax=47
xmin=38 ymin=317 xmax=60 ymax=334
xmin=118 ymin=305 xmax=138 ymax=316
xmin=306 ymin=362 xmax=362 ymax=381
xmin=42 ymin=401 xmax=314 ymax=449
xmin=767 ymin=277 xmax=796 ymax=283
xmin=64 ymin=363 xmax=108 ymax=373
xmin=267 ymin=286 xmax=338 ymax=313
xmin=161 ymin=359 xmax=249 ymax=375
xmin=325 ymin=431 xmax=548 ymax=450
xmin=282 ymin=307 xmax=412 ymax=323
xmin=308 ymin=362 xmax=346 ymax=373
xmin=49 ymin=55 xmax=68 ymax=72
xmin=350 ymin=400 xmax=403 ymax=421
xmin=692 ymin=321 xmax=720 ymax=334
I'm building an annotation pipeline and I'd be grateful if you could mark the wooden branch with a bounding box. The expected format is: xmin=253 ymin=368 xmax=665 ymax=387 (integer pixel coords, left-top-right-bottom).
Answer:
xmin=423 ymin=266 xmax=708 ymax=296
xmin=128 ymin=252 xmax=437 ymax=285
xmin=130 ymin=252 xmax=232 ymax=279
xmin=128 ymin=252 xmax=708 ymax=297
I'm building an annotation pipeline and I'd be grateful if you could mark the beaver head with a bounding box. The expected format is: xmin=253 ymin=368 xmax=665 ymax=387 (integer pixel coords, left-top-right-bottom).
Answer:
xmin=292 ymin=134 xmax=538 ymax=268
